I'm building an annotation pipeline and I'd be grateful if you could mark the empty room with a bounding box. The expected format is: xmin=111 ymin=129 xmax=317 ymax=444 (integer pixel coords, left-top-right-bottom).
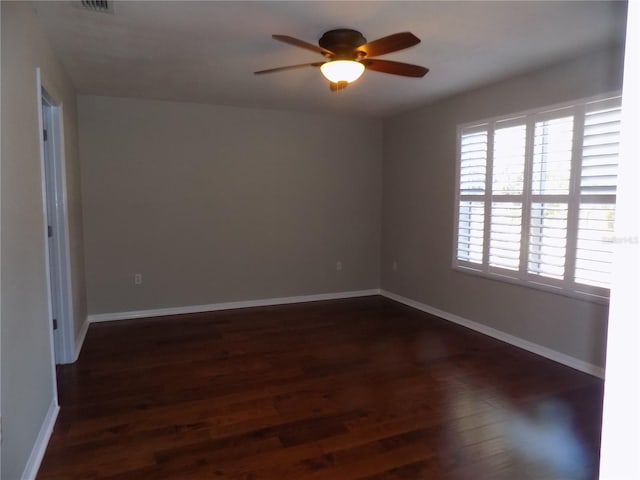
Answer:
xmin=2 ymin=1 xmax=638 ymax=479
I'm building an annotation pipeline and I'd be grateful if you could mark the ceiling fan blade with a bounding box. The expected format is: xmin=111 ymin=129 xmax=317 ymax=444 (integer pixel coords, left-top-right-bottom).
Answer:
xmin=272 ymin=35 xmax=334 ymax=56
xmin=363 ymin=59 xmax=429 ymax=77
xmin=358 ymin=32 xmax=420 ymax=58
xmin=254 ymin=62 xmax=325 ymax=75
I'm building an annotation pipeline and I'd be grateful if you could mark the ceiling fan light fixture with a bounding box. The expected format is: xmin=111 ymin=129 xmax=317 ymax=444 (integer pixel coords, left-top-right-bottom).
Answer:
xmin=320 ymin=60 xmax=365 ymax=84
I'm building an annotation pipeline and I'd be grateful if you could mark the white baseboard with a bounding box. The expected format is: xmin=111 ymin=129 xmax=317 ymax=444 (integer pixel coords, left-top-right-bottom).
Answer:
xmin=21 ymin=399 xmax=59 ymax=480
xmin=84 ymin=288 xmax=604 ymax=378
xmin=380 ymin=289 xmax=605 ymax=379
xmin=88 ymin=289 xmax=381 ymax=323
xmin=73 ymin=317 xmax=90 ymax=362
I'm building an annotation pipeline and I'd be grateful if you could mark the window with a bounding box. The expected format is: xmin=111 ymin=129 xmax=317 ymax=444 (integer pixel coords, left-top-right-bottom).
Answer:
xmin=454 ymin=95 xmax=621 ymax=301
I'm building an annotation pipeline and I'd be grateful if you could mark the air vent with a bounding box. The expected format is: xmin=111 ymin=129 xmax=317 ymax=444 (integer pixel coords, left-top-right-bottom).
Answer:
xmin=78 ymin=0 xmax=114 ymax=14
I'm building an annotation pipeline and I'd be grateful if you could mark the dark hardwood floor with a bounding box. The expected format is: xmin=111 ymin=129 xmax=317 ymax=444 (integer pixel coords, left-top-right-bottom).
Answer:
xmin=38 ymin=296 xmax=604 ymax=479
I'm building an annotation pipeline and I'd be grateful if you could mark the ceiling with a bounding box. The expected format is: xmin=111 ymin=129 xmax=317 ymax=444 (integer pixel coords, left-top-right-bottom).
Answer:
xmin=33 ymin=1 xmax=627 ymax=118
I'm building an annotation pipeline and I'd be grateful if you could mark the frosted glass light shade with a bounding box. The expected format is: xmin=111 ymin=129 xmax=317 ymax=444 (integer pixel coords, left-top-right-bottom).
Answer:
xmin=320 ymin=60 xmax=365 ymax=83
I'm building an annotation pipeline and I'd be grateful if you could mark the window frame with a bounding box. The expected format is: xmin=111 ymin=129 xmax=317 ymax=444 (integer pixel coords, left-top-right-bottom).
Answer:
xmin=452 ymin=92 xmax=622 ymax=304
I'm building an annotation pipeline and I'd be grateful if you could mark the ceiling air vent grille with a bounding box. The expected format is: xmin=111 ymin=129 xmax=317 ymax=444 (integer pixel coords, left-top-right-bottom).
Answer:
xmin=78 ymin=0 xmax=114 ymax=14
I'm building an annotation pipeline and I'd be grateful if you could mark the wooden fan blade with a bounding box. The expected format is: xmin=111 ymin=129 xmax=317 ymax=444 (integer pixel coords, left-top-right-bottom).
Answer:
xmin=272 ymin=35 xmax=334 ymax=56
xmin=363 ymin=59 xmax=429 ymax=77
xmin=254 ymin=62 xmax=325 ymax=75
xmin=358 ymin=32 xmax=420 ymax=58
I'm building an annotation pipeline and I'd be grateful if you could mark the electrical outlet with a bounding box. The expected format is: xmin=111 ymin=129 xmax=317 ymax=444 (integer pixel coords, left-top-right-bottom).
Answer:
xmin=134 ymin=273 xmax=142 ymax=285
xmin=336 ymin=261 xmax=342 ymax=271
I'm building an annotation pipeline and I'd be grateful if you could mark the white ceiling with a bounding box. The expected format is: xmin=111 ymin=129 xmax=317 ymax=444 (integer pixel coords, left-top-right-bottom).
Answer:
xmin=33 ymin=1 xmax=627 ymax=118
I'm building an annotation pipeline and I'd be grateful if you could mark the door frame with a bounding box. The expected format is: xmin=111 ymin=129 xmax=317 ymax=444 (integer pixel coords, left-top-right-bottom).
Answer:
xmin=37 ymin=68 xmax=76 ymax=365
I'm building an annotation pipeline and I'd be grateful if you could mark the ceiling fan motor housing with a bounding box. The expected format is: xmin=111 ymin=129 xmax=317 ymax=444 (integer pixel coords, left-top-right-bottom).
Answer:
xmin=319 ymin=29 xmax=367 ymax=59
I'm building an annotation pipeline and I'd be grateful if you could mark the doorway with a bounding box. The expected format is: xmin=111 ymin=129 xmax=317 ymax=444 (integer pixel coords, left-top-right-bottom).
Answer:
xmin=38 ymin=77 xmax=75 ymax=365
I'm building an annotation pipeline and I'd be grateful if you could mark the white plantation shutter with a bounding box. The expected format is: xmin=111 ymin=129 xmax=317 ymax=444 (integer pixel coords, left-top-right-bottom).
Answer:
xmin=457 ymin=127 xmax=488 ymax=265
xmin=528 ymin=203 xmax=568 ymax=279
xmin=489 ymin=203 xmax=522 ymax=270
xmin=454 ymin=94 xmax=621 ymax=301
xmin=527 ymin=114 xmax=573 ymax=281
xmin=574 ymin=99 xmax=621 ymax=290
xmin=459 ymin=130 xmax=488 ymax=195
xmin=457 ymin=201 xmax=485 ymax=264
xmin=575 ymin=204 xmax=615 ymax=288
xmin=492 ymin=122 xmax=526 ymax=195
xmin=489 ymin=122 xmax=526 ymax=272
xmin=532 ymin=115 xmax=573 ymax=196
xmin=580 ymin=102 xmax=621 ymax=195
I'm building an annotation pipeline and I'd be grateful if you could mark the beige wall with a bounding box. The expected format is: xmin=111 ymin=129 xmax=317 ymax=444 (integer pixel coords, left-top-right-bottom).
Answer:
xmin=381 ymin=45 xmax=624 ymax=368
xmin=79 ymin=96 xmax=382 ymax=315
xmin=1 ymin=2 xmax=87 ymax=478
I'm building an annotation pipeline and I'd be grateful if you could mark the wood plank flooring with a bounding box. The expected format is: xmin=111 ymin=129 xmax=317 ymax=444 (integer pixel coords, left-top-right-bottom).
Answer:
xmin=38 ymin=296 xmax=604 ymax=479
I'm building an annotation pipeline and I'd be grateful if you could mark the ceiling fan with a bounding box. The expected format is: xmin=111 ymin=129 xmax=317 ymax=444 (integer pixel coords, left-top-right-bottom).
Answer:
xmin=254 ymin=29 xmax=429 ymax=91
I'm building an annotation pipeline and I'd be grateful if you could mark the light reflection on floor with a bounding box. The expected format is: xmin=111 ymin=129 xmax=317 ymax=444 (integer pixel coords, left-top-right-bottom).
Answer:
xmin=445 ymin=373 xmax=592 ymax=479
